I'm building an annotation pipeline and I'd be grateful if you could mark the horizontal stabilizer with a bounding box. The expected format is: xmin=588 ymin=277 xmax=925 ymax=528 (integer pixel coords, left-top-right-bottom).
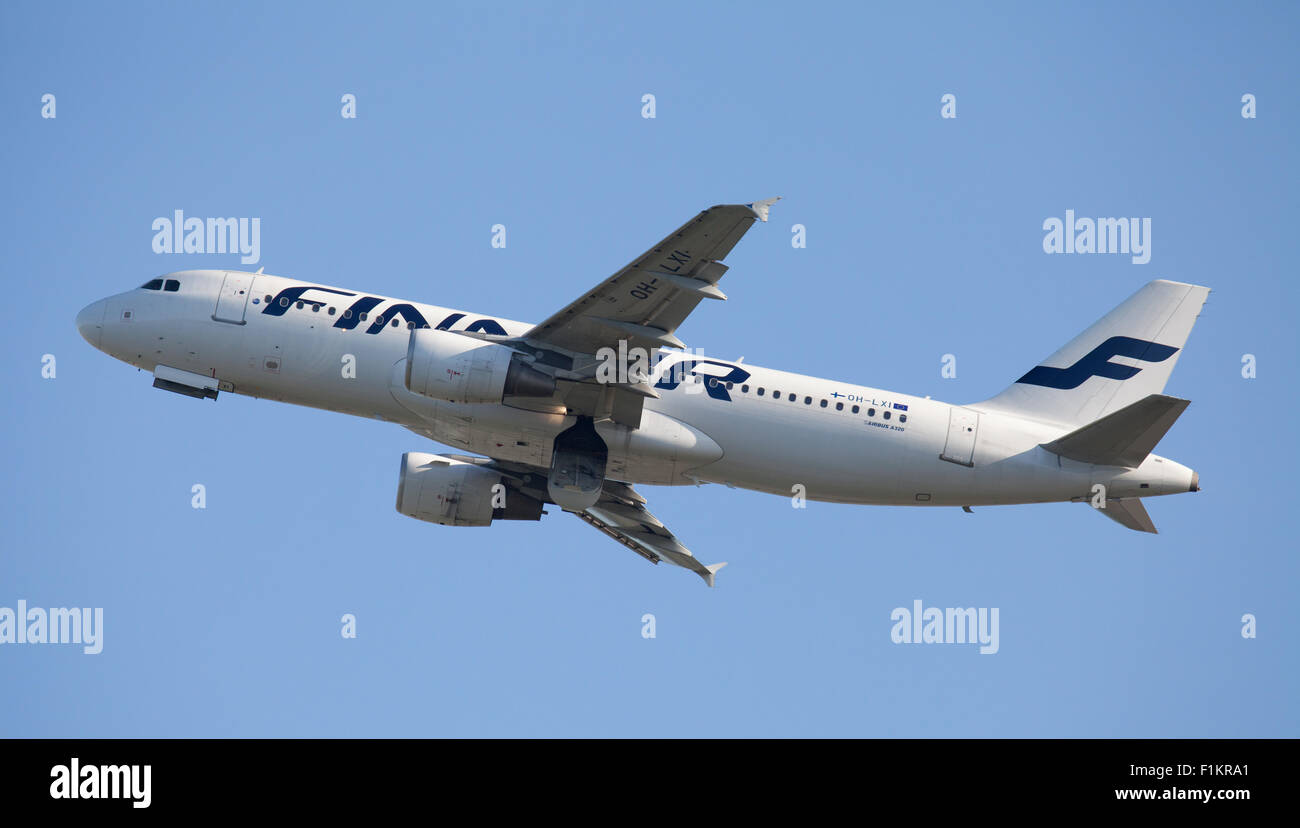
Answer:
xmin=1094 ymin=498 xmax=1157 ymax=533
xmin=1042 ymin=394 xmax=1189 ymax=467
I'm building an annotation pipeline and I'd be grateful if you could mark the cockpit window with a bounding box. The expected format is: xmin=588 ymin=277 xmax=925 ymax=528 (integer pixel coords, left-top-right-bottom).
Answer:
xmin=141 ymin=279 xmax=163 ymax=290
xmin=164 ymin=279 xmax=180 ymax=292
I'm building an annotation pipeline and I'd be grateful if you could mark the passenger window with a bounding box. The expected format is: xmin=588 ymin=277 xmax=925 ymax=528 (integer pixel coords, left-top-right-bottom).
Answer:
xmin=883 ymin=410 xmax=891 ymax=420
xmin=835 ymin=402 xmax=843 ymax=411
xmin=852 ymin=405 xmax=860 ymax=414
xmin=296 ymin=301 xmax=304 ymax=309
xmin=868 ymin=408 xmax=876 ymax=417
xmin=391 ymin=318 xmax=399 ymax=328
xmin=360 ymin=313 xmax=368 ymax=321
xmin=264 ymin=295 xmax=273 ymax=303
xmin=899 ymin=414 xmax=908 ymax=423
xmin=343 ymin=309 xmax=352 ymax=319
xmin=819 ymin=400 xmax=827 ymax=408
xmin=141 ymin=279 xmax=163 ymax=290
xmin=163 ymin=279 xmax=180 ymax=292
xmin=772 ymin=390 xmax=779 ymax=398
xmin=804 ymin=396 xmax=812 ymax=405
xmin=312 ymin=303 xmax=321 ymax=312
xmin=279 ymin=297 xmax=289 ymax=307
xmin=757 ymin=388 xmax=765 ymax=396
xmin=328 ymin=307 xmax=336 ymax=315
xmin=741 ymin=385 xmax=749 ymax=393
xmin=788 ymin=393 xmax=796 ymax=402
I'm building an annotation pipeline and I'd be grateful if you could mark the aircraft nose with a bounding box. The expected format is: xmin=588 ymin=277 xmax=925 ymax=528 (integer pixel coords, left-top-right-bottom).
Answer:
xmin=76 ymin=299 xmax=106 ymax=348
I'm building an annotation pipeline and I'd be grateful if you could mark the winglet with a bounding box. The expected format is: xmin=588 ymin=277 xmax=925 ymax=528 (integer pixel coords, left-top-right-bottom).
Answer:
xmin=701 ymin=562 xmax=728 ymax=587
xmin=748 ymin=197 xmax=781 ymax=222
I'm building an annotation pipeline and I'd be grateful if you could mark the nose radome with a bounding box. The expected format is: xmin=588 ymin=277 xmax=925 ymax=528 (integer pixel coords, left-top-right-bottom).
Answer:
xmin=76 ymin=299 xmax=106 ymax=348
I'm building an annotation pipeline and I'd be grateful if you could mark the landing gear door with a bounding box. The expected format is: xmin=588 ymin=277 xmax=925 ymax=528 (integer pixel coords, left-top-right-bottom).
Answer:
xmin=213 ymin=271 xmax=254 ymax=324
xmin=548 ymin=417 xmax=608 ymax=512
xmin=940 ymin=407 xmax=979 ymax=467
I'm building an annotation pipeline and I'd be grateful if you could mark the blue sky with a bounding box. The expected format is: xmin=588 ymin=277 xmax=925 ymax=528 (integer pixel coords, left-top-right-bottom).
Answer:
xmin=2 ymin=1 xmax=1295 ymax=736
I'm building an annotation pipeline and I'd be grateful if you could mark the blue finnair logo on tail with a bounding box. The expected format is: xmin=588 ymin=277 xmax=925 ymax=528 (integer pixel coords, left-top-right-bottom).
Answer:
xmin=1017 ymin=336 xmax=1178 ymax=390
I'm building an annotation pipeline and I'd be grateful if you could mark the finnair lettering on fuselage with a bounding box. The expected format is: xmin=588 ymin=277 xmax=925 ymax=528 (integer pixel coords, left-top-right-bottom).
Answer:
xmin=260 ymin=285 xmax=508 ymax=336
xmin=654 ymin=358 xmax=751 ymax=401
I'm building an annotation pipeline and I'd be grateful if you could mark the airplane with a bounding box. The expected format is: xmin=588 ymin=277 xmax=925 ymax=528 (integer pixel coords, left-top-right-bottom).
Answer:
xmin=76 ymin=199 xmax=1207 ymax=586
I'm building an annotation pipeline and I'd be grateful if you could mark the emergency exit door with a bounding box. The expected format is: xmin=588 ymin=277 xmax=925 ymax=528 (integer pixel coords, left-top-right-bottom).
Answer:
xmin=940 ymin=407 xmax=980 ymax=467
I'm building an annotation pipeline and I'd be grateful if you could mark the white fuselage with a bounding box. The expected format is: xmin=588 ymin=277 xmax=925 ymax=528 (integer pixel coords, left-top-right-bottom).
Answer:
xmin=76 ymin=270 xmax=1196 ymax=508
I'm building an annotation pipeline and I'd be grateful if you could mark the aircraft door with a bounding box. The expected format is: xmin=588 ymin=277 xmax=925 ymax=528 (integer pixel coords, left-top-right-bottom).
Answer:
xmin=940 ymin=407 xmax=980 ymax=467
xmin=213 ymin=271 xmax=254 ymax=324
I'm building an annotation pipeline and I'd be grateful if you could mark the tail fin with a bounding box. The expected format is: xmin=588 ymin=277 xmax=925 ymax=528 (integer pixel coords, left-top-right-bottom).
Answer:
xmin=977 ymin=280 xmax=1209 ymax=426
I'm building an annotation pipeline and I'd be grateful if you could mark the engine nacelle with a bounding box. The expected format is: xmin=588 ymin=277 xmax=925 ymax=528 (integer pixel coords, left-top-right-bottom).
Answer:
xmin=395 ymin=452 xmax=543 ymax=527
xmin=404 ymin=328 xmax=554 ymax=404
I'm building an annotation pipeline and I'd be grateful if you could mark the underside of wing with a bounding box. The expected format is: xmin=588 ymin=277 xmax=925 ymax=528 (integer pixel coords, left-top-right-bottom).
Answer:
xmin=577 ymin=480 xmax=727 ymax=586
xmin=428 ymin=452 xmax=727 ymax=586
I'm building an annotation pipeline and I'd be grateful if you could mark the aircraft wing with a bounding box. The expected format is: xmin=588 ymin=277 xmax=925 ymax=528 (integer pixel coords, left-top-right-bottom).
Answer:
xmin=523 ymin=198 xmax=779 ymax=357
xmin=440 ymin=453 xmax=728 ymax=585
xmin=575 ymin=480 xmax=727 ymax=586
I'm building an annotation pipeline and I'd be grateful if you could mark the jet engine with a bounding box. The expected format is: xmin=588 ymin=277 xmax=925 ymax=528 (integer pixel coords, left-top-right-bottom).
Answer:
xmin=396 ymin=452 xmax=543 ymax=526
xmin=404 ymin=329 xmax=555 ymax=404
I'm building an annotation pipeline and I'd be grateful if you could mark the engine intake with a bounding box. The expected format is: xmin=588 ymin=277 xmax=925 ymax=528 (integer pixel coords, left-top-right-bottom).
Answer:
xmin=404 ymin=328 xmax=554 ymax=404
